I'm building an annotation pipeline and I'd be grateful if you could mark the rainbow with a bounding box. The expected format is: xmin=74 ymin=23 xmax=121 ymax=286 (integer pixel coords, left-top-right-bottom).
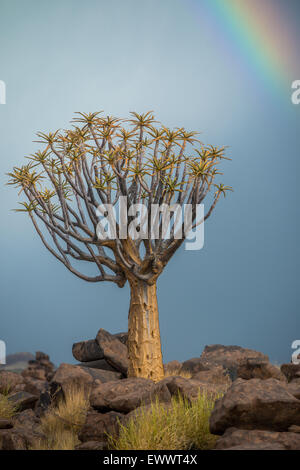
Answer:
xmin=189 ymin=0 xmax=298 ymax=94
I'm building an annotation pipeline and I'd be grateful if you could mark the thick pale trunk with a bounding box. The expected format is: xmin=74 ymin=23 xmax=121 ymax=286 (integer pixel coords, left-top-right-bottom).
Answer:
xmin=127 ymin=278 xmax=164 ymax=381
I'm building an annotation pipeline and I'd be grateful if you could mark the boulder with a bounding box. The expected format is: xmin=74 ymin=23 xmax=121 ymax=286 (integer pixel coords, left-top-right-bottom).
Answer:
xmin=0 ymin=429 xmax=27 ymax=450
xmin=281 ymin=363 xmax=300 ymax=382
xmin=75 ymin=440 xmax=107 ymax=450
xmin=289 ymin=425 xmax=300 ymax=433
xmin=23 ymin=377 xmax=47 ymax=396
xmin=181 ymin=358 xmax=209 ymax=374
xmin=0 ymin=419 xmax=13 ymax=429
xmin=78 ymin=359 xmax=117 ymax=372
xmin=236 ymin=359 xmax=286 ymax=381
xmin=22 ymin=351 xmax=55 ymax=382
xmin=0 ymin=371 xmax=24 ymax=394
xmin=192 ymin=366 xmax=232 ymax=386
xmin=210 ymin=378 xmax=300 ymax=435
xmin=72 ymin=339 xmax=104 ymax=363
xmin=286 ymin=380 xmax=300 ymax=400
xmin=155 ymin=376 xmax=224 ymax=403
xmin=90 ymin=378 xmax=155 ymax=413
xmin=215 ymin=427 xmax=300 ymax=450
xmin=113 ymin=332 xmax=128 ymax=346
xmin=7 ymin=391 xmax=38 ymax=412
xmin=51 ymin=363 xmax=122 ymax=396
xmin=200 ymin=345 xmax=269 ymax=380
xmin=223 ymin=442 xmax=286 ymax=450
xmin=164 ymin=360 xmax=182 ymax=375
xmin=0 ymin=409 xmax=43 ymax=450
xmin=78 ymin=410 xmax=124 ymax=443
xmin=96 ymin=329 xmax=129 ymax=375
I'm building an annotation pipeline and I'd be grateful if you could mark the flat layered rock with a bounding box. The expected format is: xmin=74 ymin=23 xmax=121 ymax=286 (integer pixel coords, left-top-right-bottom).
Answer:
xmin=215 ymin=427 xmax=300 ymax=450
xmin=72 ymin=339 xmax=104 ymax=363
xmin=210 ymin=378 xmax=300 ymax=435
xmin=90 ymin=378 xmax=154 ymax=413
xmin=96 ymin=329 xmax=129 ymax=375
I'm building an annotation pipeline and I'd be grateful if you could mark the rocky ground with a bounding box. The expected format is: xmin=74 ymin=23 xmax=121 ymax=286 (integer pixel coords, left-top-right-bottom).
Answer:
xmin=0 ymin=330 xmax=300 ymax=450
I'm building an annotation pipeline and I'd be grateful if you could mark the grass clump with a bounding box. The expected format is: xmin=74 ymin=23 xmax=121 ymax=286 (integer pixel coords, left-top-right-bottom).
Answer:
xmin=32 ymin=385 xmax=90 ymax=450
xmin=0 ymin=393 xmax=17 ymax=420
xmin=164 ymin=368 xmax=192 ymax=379
xmin=108 ymin=391 xmax=219 ymax=450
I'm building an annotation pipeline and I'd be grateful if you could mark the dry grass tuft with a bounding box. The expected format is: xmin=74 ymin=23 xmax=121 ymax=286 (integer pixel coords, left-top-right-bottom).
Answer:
xmin=32 ymin=385 xmax=90 ymax=450
xmin=0 ymin=393 xmax=17 ymax=419
xmin=108 ymin=391 xmax=219 ymax=450
xmin=164 ymin=368 xmax=192 ymax=379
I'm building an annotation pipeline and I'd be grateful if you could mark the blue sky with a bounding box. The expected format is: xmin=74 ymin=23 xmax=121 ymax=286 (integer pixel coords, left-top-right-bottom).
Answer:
xmin=0 ymin=0 xmax=299 ymax=365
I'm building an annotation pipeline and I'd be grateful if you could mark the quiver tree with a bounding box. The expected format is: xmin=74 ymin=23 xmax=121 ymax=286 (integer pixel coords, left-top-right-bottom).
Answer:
xmin=8 ymin=111 xmax=232 ymax=381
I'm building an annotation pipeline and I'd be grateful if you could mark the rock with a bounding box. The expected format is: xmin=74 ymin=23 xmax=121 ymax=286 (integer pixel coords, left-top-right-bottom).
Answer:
xmin=223 ymin=442 xmax=286 ymax=450
xmin=90 ymin=378 xmax=155 ymax=413
xmin=12 ymin=409 xmax=40 ymax=432
xmin=289 ymin=425 xmax=300 ymax=433
xmin=8 ymin=391 xmax=38 ymax=412
xmin=113 ymin=332 xmax=128 ymax=346
xmin=155 ymin=376 xmax=223 ymax=403
xmin=200 ymin=345 xmax=268 ymax=380
xmin=286 ymin=380 xmax=300 ymax=400
xmin=22 ymin=351 xmax=55 ymax=382
xmin=78 ymin=359 xmax=118 ymax=372
xmin=35 ymin=351 xmax=49 ymax=362
xmin=192 ymin=366 xmax=232 ymax=386
xmin=0 ymin=371 xmax=24 ymax=394
xmin=51 ymin=363 xmax=122 ymax=396
xmin=0 ymin=429 xmax=27 ymax=450
xmin=237 ymin=359 xmax=286 ymax=381
xmin=78 ymin=410 xmax=124 ymax=443
xmin=164 ymin=360 xmax=182 ymax=375
xmin=181 ymin=358 xmax=209 ymax=374
xmin=22 ymin=364 xmax=47 ymax=381
xmin=281 ymin=363 xmax=300 ymax=382
xmin=210 ymin=378 xmax=300 ymax=435
xmin=23 ymin=377 xmax=47 ymax=396
xmin=0 ymin=419 xmax=13 ymax=429
xmin=0 ymin=410 xmax=42 ymax=450
xmin=96 ymin=329 xmax=129 ymax=375
xmin=75 ymin=440 xmax=107 ymax=450
xmin=215 ymin=427 xmax=300 ymax=450
xmin=72 ymin=339 xmax=104 ymax=363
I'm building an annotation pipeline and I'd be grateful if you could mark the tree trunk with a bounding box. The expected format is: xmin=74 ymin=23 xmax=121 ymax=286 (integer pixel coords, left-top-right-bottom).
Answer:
xmin=127 ymin=277 xmax=164 ymax=382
